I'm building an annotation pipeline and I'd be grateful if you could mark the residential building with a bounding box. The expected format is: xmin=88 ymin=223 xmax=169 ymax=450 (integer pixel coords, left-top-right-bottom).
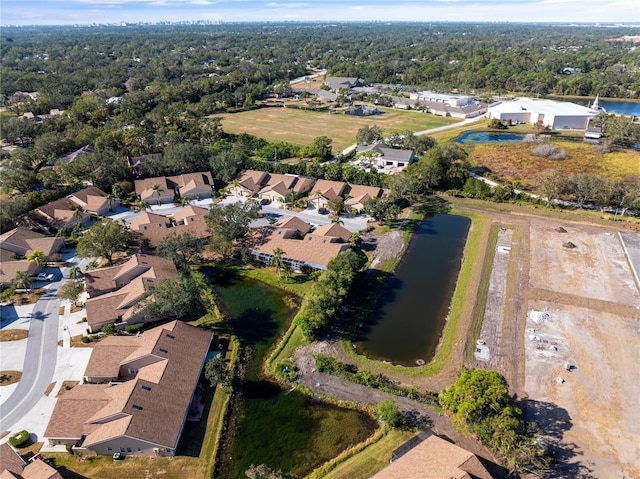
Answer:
xmin=127 ymin=153 xmax=162 ymax=176
xmin=31 ymin=197 xmax=89 ymax=229
xmin=44 ymin=321 xmax=212 ymax=457
xmin=129 ymin=205 xmax=209 ymax=247
xmin=324 ymin=77 xmax=360 ymax=92
xmin=68 ymin=186 xmax=118 ymax=216
xmin=134 ymin=172 xmax=214 ymax=205
xmin=344 ymin=184 xmax=387 ymax=212
xmin=83 ymin=254 xmax=178 ymax=332
xmin=308 ymin=179 xmax=349 ymax=210
xmin=0 ymin=443 xmax=62 ymax=479
xmin=356 ymin=143 xmax=416 ymax=170
xmin=232 ymin=170 xmax=269 ymax=197
xmin=250 ymin=218 xmax=349 ymax=271
xmin=312 ymin=223 xmax=352 ymax=243
xmin=487 ymin=98 xmax=599 ymax=130
xmin=0 ymin=228 xmax=64 ymax=287
xmin=60 ymin=145 xmax=94 ymax=164
xmin=370 ymin=434 xmax=503 ymax=479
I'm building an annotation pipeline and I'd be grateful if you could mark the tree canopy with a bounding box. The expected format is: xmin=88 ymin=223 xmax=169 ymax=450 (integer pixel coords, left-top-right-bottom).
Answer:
xmin=76 ymin=220 xmax=131 ymax=265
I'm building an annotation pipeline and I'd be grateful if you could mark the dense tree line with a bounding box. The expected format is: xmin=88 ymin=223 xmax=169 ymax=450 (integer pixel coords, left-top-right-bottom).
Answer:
xmin=295 ymin=249 xmax=367 ymax=339
xmin=2 ymin=23 xmax=638 ymax=115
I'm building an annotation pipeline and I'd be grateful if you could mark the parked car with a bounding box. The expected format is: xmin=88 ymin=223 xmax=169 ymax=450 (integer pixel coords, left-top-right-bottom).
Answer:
xmin=36 ymin=272 xmax=55 ymax=282
xmin=260 ymin=198 xmax=271 ymax=205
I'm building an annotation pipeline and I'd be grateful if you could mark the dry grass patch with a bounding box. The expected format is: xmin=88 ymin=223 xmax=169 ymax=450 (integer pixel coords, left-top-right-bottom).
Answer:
xmin=44 ymin=381 xmax=56 ymax=396
xmin=216 ymin=107 xmax=459 ymax=151
xmin=70 ymin=334 xmax=99 ymax=348
xmin=18 ymin=441 xmax=43 ymax=458
xmin=0 ymin=370 xmax=22 ymax=386
xmin=47 ymin=454 xmax=203 ymax=479
xmin=470 ymin=141 xmax=640 ymax=189
xmin=0 ymin=329 xmax=28 ymax=341
xmin=56 ymin=381 xmax=79 ymax=398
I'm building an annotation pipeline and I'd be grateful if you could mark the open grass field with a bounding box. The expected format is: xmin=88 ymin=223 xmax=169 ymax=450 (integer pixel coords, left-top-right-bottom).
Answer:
xmin=216 ymin=107 xmax=460 ymax=151
xmin=469 ymin=141 xmax=640 ymax=189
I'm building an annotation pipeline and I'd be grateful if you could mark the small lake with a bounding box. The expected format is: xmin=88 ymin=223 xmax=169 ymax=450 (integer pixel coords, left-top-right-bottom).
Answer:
xmin=355 ymin=213 xmax=471 ymax=367
xmin=454 ymin=131 xmax=527 ymax=145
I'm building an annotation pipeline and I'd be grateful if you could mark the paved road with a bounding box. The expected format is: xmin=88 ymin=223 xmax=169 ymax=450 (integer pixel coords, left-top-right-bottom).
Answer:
xmin=0 ymin=277 xmax=62 ymax=431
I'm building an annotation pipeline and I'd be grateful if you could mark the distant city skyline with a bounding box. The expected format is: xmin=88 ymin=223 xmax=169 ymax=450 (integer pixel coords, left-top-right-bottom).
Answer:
xmin=3 ymin=0 xmax=640 ymax=26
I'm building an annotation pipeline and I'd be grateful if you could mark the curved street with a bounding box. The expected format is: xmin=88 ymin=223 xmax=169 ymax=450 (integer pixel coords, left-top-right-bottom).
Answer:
xmin=0 ymin=279 xmax=61 ymax=431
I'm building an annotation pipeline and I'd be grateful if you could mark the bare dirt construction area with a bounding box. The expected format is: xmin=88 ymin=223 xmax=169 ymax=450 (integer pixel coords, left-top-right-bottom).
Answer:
xmin=523 ymin=219 xmax=640 ymax=479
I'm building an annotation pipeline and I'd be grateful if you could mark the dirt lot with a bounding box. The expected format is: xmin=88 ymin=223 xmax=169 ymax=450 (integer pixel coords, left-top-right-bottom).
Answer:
xmin=522 ymin=219 xmax=640 ymax=479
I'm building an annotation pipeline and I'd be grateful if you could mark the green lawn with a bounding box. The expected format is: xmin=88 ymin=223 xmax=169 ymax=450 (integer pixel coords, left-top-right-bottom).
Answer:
xmin=216 ymin=106 xmax=460 ymax=151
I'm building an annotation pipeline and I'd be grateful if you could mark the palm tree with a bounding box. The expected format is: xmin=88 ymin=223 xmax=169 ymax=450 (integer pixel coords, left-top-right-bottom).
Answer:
xmin=271 ymin=247 xmax=286 ymax=278
xmin=313 ymin=190 xmax=323 ymax=210
xmin=27 ymin=250 xmax=46 ymax=267
xmin=106 ymin=193 xmax=116 ymax=211
xmin=151 ymin=184 xmax=164 ymax=206
xmin=71 ymin=205 xmax=85 ymax=224
xmin=68 ymin=265 xmax=82 ymax=279
xmin=331 ymin=217 xmax=344 ymax=226
xmin=229 ymin=179 xmax=240 ymax=196
xmin=178 ymin=196 xmax=192 ymax=207
xmin=14 ymin=270 xmax=34 ymax=293
xmin=136 ymin=200 xmax=150 ymax=212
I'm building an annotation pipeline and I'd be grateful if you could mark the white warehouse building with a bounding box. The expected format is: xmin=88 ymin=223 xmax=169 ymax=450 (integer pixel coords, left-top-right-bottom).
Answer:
xmin=487 ymin=98 xmax=599 ymax=130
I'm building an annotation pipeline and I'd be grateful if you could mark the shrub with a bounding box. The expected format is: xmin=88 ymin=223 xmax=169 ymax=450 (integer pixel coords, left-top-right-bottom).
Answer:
xmin=65 ymin=443 xmax=74 ymax=454
xmin=9 ymin=430 xmax=31 ymax=448
xmin=125 ymin=323 xmax=144 ymax=334
xmin=101 ymin=323 xmax=116 ymax=336
xmin=531 ymin=143 xmax=567 ymax=160
xmin=81 ymin=336 xmax=92 ymax=343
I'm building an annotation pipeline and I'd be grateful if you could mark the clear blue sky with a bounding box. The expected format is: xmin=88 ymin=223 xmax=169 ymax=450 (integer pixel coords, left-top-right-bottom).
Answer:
xmin=2 ymin=0 xmax=639 ymax=26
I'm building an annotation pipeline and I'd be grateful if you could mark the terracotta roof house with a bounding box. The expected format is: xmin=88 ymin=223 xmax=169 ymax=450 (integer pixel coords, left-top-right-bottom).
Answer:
xmin=129 ymin=206 xmax=209 ymax=247
xmin=134 ymin=178 xmax=177 ymax=205
xmin=345 ymin=184 xmax=386 ymax=212
xmin=274 ymin=216 xmax=313 ymax=236
xmin=250 ymin=218 xmax=349 ymax=271
xmin=68 ymin=186 xmax=118 ymax=216
xmin=0 ymin=443 xmax=62 ymax=479
xmin=175 ymin=172 xmax=214 ymax=200
xmin=0 ymin=228 xmax=65 ymax=287
xmin=308 ymin=179 xmax=349 ymax=209
xmin=84 ymin=254 xmax=178 ymax=332
xmin=370 ymin=434 xmax=502 ymax=479
xmin=233 ymin=170 xmax=269 ymax=197
xmin=135 ymin=172 xmax=214 ymax=204
xmin=44 ymin=321 xmax=212 ymax=458
xmin=31 ymin=197 xmax=89 ymax=229
xmin=312 ymin=223 xmax=352 ymax=243
xmin=257 ymin=173 xmax=298 ymax=203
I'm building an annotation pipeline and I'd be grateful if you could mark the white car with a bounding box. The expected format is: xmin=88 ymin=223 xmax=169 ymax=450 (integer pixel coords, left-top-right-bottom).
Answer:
xmin=36 ymin=272 xmax=55 ymax=282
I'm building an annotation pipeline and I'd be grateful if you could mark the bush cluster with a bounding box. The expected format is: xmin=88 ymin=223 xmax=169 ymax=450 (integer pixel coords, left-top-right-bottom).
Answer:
xmin=124 ymin=323 xmax=144 ymax=334
xmin=314 ymin=354 xmax=438 ymax=406
xmin=8 ymin=430 xmax=30 ymax=448
xmin=531 ymin=143 xmax=567 ymax=160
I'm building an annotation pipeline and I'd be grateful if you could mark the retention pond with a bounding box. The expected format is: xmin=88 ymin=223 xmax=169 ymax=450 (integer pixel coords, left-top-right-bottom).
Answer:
xmin=355 ymin=213 xmax=471 ymax=367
